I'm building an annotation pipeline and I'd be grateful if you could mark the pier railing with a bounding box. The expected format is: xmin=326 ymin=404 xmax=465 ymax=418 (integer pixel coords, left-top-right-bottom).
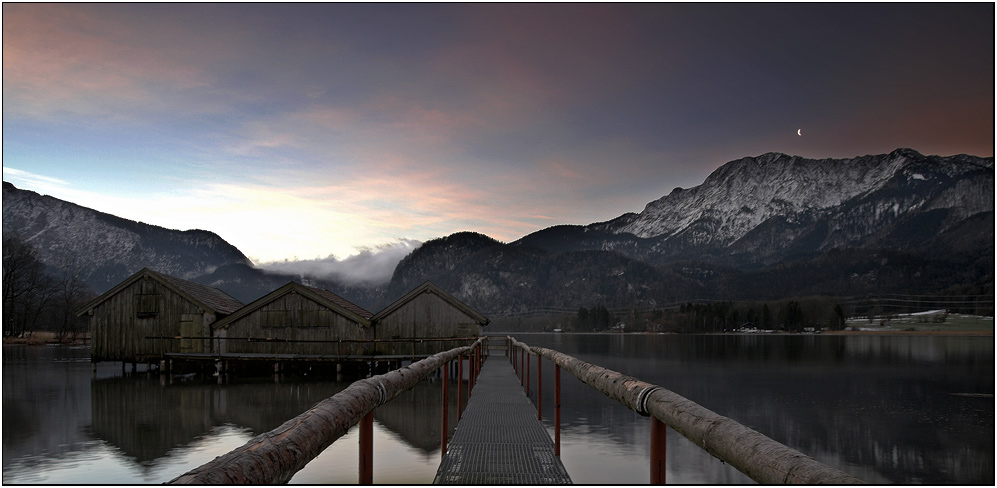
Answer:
xmin=167 ymin=337 xmax=487 ymax=484
xmin=506 ymin=336 xmax=864 ymax=485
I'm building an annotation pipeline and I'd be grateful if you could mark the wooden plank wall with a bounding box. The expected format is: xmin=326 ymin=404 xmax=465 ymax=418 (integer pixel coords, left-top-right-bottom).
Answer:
xmin=375 ymin=293 xmax=480 ymax=356
xmin=91 ymin=277 xmax=208 ymax=362
xmin=220 ymin=292 xmax=372 ymax=356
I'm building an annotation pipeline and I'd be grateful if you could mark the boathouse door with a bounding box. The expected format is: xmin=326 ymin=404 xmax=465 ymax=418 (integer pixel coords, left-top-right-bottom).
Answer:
xmin=179 ymin=314 xmax=201 ymax=353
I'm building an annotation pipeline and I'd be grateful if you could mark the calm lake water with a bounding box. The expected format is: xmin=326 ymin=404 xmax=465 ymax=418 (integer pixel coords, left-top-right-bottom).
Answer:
xmin=3 ymin=333 xmax=993 ymax=484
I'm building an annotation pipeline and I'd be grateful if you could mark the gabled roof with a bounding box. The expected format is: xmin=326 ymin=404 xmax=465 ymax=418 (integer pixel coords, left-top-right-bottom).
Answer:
xmin=372 ymin=281 xmax=489 ymax=325
xmin=213 ymin=281 xmax=373 ymax=330
xmin=76 ymin=268 xmax=244 ymax=317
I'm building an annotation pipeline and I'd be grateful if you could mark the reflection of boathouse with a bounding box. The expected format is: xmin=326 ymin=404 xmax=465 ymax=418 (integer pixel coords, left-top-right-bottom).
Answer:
xmin=88 ymin=374 xmax=456 ymax=467
xmin=77 ymin=268 xmax=244 ymax=363
xmin=78 ymin=270 xmax=487 ymax=370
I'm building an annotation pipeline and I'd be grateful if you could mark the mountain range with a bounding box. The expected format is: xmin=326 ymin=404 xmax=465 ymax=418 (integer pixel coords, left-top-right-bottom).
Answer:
xmin=3 ymin=148 xmax=993 ymax=314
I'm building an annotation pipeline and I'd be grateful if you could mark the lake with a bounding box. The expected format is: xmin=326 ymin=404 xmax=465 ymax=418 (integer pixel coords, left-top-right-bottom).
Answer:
xmin=3 ymin=333 xmax=993 ymax=484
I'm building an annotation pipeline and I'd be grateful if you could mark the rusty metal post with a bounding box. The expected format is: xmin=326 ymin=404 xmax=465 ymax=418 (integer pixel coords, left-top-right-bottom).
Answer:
xmin=537 ymin=353 xmax=543 ymax=420
xmin=525 ymin=349 xmax=531 ymax=397
xmin=441 ymin=361 xmax=449 ymax=458
xmin=555 ymin=364 xmax=561 ymax=457
xmin=651 ymin=416 xmax=666 ymax=484
xmin=359 ymin=411 xmax=373 ymax=484
xmin=457 ymin=354 xmax=463 ymax=419
xmin=469 ymin=346 xmax=476 ymax=394
xmin=520 ymin=345 xmax=525 ymax=386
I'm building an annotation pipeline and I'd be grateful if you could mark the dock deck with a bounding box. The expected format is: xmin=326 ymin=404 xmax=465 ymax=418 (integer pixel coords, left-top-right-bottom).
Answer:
xmin=434 ymin=354 xmax=572 ymax=484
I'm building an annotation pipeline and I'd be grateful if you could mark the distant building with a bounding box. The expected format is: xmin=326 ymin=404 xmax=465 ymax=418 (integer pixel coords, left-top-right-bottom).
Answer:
xmin=211 ymin=281 xmax=374 ymax=356
xmin=372 ymin=281 xmax=488 ymax=356
xmin=79 ymin=273 xmax=489 ymax=370
xmin=77 ymin=268 xmax=243 ymax=363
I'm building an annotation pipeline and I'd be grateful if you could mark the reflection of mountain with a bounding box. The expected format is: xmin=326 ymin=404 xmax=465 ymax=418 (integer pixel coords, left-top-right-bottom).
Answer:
xmin=521 ymin=334 xmax=994 ymax=485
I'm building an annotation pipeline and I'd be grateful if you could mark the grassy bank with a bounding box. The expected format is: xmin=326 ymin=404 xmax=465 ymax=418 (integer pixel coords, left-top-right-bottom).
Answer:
xmin=3 ymin=331 xmax=90 ymax=345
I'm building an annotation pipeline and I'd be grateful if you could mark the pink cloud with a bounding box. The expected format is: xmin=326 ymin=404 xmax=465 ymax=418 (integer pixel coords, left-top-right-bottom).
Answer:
xmin=3 ymin=4 xmax=212 ymax=118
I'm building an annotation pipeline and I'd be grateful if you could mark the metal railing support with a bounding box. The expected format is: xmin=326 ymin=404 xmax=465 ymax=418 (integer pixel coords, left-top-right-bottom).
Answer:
xmin=526 ymin=348 xmax=531 ymax=397
xmin=457 ymin=354 xmax=464 ymax=419
xmin=359 ymin=411 xmax=373 ymax=484
xmin=520 ymin=344 xmax=525 ymax=386
xmin=650 ymin=415 xmax=666 ymax=484
xmin=555 ymin=363 xmax=561 ymax=457
xmin=537 ymin=354 xmax=543 ymax=420
xmin=441 ymin=361 xmax=449 ymax=458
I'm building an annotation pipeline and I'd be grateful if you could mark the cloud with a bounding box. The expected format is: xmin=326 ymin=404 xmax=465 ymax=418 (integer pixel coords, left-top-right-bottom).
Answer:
xmin=2 ymin=167 xmax=71 ymax=190
xmin=258 ymin=239 xmax=422 ymax=286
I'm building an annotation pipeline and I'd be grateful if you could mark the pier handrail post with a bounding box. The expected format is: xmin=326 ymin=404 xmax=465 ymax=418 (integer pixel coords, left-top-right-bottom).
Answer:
xmin=457 ymin=353 xmax=464 ymax=419
xmin=555 ymin=363 xmax=561 ymax=457
xmin=441 ymin=361 xmax=449 ymax=458
xmin=650 ymin=415 xmax=666 ymax=484
xmin=520 ymin=344 xmax=525 ymax=386
xmin=359 ymin=411 xmax=373 ymax=484
xmin=537 ymin=354 xmax=543 ymax=420
xmin=526 ymin=348 xmax=531 ymax=397
xmin=469 ymin=345 xmax=476 ymax=394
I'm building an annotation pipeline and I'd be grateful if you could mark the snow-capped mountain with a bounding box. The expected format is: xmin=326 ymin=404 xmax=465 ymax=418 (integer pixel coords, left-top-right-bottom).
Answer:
xmin=391 ymin=149 xmax=993 ymax=312
xmin=4 ymin=147 xmax=992 ymax=315
xmin=2 ymin=182 xmax=253 ymax=293
xmin=549 ymin=148 xmax=993 ymax=267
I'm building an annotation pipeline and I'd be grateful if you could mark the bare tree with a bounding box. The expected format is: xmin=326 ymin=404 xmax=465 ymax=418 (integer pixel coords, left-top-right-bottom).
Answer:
xmin=3 ymin=234 xmax=59 ymax=337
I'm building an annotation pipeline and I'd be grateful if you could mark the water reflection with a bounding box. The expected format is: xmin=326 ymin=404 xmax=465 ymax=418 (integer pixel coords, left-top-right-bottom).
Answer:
xmin=3 ymin=334 xmax=993 ymax=484
xmin=520 ymin=333 xmax=994 ymax=484
xmin=3 ymin=345 xmax=463 ymax=484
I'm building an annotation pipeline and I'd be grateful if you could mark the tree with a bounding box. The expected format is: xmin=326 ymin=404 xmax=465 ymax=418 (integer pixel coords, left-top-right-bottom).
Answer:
xmin=4 ymin=235 xmax=52 ymax=336
xmin=830 ymin=303 xmax=846 ymax=331
xmin=573 ymin=307 xmax=590 ymax=332
xmin=783 ymin=300 xmax=804 ymax=332
xmin=761 ymin=304 xmax=772 ymax=329
xmin=2 ymin=234 xmax=91 ymax=339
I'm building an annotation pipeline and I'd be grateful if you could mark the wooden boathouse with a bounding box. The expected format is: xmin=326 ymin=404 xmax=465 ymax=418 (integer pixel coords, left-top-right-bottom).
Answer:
xmin=80 ymin=271 xmax=488 ymax=373
xmin=211 ymin=281 xmax=374 ymax=357
xmin=373 ymin=281 xmax=489 ymax=356
xmin=77 ymin=268 xmax=244 ymax=363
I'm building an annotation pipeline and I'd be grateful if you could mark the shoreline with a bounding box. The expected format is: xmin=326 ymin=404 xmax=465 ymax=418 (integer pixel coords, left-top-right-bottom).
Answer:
xmin=3 ymin=332 xmax=90 ymax=345
xmin=5 ymin=328 xmax=992 ymax=346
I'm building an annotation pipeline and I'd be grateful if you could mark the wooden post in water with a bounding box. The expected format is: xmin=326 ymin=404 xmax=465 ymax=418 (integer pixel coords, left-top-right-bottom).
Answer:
xmin=650 ymin=416 xmax=666 ymax=484
xmin=359 ymin=411 xmax=373 ymax=484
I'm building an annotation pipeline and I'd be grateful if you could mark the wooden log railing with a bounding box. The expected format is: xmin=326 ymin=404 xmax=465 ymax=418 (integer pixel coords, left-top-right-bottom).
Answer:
xmin=507 ymin=336 xmax=864 ymax=485
xmin=167 ymin=337 xmax=487 ymax=484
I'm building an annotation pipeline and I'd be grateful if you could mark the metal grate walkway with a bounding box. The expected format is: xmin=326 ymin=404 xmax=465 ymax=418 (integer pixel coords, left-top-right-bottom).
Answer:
xmin=434 ymin=355 xmax=571 ymax=484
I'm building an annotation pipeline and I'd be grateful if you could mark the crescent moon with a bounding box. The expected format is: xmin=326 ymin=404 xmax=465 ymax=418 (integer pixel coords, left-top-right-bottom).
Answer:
xmin=797 ymin=129 xmax=802 ymax=136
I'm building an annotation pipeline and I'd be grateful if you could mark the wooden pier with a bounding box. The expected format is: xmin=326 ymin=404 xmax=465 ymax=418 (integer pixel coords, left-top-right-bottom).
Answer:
xmin=434 ymin=354 xmax=571 ymax=484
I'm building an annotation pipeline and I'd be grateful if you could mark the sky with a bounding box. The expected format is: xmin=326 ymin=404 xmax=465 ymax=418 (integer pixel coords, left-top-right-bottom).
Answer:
xmin=3 ymin=3 xmax=994 ymax=271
